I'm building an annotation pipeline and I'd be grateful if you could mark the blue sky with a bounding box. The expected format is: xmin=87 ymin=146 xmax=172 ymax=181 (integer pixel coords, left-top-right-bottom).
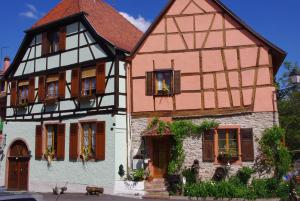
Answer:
xmin=0 ymin=0 xmax=299 ymax=77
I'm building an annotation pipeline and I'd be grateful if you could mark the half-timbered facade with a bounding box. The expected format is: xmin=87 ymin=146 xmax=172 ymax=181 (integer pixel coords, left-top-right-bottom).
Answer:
xmin=1 ymin=0 xmax=142 ymax=193
xmin=128 ymin=0 xmax=286 ymax=180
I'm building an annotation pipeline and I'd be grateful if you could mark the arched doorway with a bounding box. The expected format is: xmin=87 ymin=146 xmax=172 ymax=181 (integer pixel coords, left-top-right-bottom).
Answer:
xmin=7 ymin=140 xmax=30 ymax=191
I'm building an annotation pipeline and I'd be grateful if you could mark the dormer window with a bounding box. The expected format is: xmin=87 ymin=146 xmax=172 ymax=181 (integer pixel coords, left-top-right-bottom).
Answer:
xmin=42 ymin=27 xmax=66 ymax=56
xmin=18 ymin=81 xmax=29 ymax=105
xmin=48 ymin=31 xmax=60 ymax=53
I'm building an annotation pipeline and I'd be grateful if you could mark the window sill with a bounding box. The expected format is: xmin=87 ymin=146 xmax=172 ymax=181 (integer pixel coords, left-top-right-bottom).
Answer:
xmin=78 ymin=95 xmax=96 ymax=102
xmin=42 ymin=50 xmax=62 ymax=57
xmin=44 ymin=97 xmax=58 ymax=105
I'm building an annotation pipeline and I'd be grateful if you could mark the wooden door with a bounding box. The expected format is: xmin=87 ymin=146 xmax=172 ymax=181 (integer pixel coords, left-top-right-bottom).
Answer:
xmin=7 ymin=140 xmax=29 ymax=191
xmin=152 ymin=137 xmax=170 ymax=178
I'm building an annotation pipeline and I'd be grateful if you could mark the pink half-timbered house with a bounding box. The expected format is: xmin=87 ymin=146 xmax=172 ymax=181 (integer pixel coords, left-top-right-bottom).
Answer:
xmin=128 ymin=0 xmax=286 ymax=184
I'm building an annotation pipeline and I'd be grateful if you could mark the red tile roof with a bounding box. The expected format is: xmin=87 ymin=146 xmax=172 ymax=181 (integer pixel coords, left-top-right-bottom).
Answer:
xmin=31 ymin=0 xmax=143 ymax=52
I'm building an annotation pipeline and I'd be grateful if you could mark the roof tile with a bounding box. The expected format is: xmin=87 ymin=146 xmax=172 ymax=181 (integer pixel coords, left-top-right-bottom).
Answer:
xmin=32 ymin=0 xmax=143 ymax=52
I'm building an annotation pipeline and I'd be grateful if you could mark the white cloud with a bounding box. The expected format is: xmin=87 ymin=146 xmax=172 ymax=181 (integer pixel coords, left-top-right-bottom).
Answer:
xmin=119 ymin=12 xmax=151 ymax=32
xmin=20 ymin=4 xmax=39 ymax=19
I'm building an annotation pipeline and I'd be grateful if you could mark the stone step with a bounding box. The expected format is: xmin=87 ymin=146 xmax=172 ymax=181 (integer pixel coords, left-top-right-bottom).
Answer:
xmin=145 ymin=186 xmax=168 ymax=192
xmin=143 ymin=191 xmax=170 ymax=199
xmin=145 ymin=183 xmax=168 ymax=189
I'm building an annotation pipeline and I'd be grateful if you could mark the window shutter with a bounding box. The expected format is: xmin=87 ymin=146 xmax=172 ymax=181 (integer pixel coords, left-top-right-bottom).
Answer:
xmin=58 ymin=71 xmax=66 ymax=99
xmin=35 ymin=125 xmax=43 ymax=160
xmin=173 ymin=71 xmax=181 ymax=94
xmin=71 ymin=68 xmax=80 ymax=98
xmin=38 ymin=76 xmax=46 ymax=102
xmin=203 ymin=129 xmax=215 ymax=162
xmin=95 ymin=121 xmax=105 ymax=161
xmin=96 ymin=63 xmax=105 ymax=94
xmin=241 ymin=128 xmax=254 ymax=162
xmin=42 ymin=32 xmax=49 ymax=56
xmin=28 ymin=77 xmax=35 ymax=103
xmin=57 ymin=124 xmax=65 ymax=161
xmin=59 ymin=27 xmax=66 ymax=51
xmin=10 ymin=81 xmax=17 ymax=107
xmin=145 ymin=72 xmax=153 ymax=96
xmin=69 ymin=123 xmax=79 ymax=161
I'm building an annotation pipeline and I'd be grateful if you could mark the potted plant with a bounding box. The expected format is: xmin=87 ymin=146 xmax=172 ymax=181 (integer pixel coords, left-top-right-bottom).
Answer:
xmin=44 ymin=146 xmax=55 ymax=166
xmin=80 ymin=147 xmax=90 ymax=164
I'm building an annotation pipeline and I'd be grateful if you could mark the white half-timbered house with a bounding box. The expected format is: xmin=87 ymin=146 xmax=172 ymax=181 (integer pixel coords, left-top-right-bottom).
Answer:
xmin=0 ymin=0 xmax=142 ymax=193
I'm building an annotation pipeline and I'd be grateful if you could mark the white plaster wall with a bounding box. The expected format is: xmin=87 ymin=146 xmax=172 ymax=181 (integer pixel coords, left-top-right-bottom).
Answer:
xmin=0 ymin=113 xmax=127 ymax=194
xmin=14 ymin=21 xmax=107 ymax=77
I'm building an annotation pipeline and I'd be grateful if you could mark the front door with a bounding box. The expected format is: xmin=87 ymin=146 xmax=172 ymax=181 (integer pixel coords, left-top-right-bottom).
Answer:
xmin=152 ymin=137 xmax=170 ymax=178
xmin=7 ymin=140 xmax=30 ymax=191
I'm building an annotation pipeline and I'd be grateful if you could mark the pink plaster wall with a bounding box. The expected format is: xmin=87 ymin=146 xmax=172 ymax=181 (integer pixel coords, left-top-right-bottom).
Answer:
xmin=176 ymin=93 xmax=202 ymax=110
xmin=181 ymin=76 xmax=201 ymax=91
xmin=130 ymin=0 xmax=276 ymax=115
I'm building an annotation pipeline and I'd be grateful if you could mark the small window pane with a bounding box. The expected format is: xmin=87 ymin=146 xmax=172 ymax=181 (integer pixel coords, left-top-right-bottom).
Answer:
xmin=155 ymin=71 xmax=172 ymax=96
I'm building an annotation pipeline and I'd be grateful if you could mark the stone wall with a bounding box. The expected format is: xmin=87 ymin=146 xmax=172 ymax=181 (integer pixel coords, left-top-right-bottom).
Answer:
xmin=130 ymin=112 xmax=278 ymax=180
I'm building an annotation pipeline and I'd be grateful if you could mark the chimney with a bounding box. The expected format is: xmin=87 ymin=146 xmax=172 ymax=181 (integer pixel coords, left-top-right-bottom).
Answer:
xmin=3 ymin=56 xmax=10 ymax=72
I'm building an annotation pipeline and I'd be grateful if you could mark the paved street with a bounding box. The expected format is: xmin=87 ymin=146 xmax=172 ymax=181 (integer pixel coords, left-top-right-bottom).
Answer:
xmin=41 ymin=193 xmax=171 ymax=201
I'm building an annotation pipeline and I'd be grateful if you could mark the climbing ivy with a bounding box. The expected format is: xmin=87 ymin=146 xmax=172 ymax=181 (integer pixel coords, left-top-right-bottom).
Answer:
xmin=147 ymin=118 xmax=219 ymax=174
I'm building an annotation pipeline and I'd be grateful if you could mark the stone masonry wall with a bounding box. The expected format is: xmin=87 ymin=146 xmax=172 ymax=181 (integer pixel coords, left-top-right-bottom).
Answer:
xmin=130 ymin=112 xmax=278 ymax=180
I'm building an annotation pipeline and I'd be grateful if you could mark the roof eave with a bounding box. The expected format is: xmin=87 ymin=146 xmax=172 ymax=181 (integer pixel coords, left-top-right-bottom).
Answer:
xmin=25 ymin=12 xmax=87 ymax=34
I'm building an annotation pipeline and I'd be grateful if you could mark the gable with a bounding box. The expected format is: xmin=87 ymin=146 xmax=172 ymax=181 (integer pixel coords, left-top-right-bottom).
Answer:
xmin=13 ymin=21 xmax=107 ymax=77
xmin=133 ymin=0 xmax=285 ymax=71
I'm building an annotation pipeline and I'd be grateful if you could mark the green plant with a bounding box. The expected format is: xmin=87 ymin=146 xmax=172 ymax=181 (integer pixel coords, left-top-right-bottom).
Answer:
xmin=236 ymin=167 xmax=254 ymax=185
xmin=296 ymin=185 xmax=300 ymax=196
xmin=168 ymin=120 xmax=219 ymax=174
xmin=182 ymin=168 xmax=197 ymax=185
xmin=256 ymin=126 xmax=292 ymax=180
xmin=118 ymin=164 xmax=125 ymax=178
xmin=184 ymin=178 xmax=291 ymax=200
xmin=130 ymin=168 xmax=145 ymax=182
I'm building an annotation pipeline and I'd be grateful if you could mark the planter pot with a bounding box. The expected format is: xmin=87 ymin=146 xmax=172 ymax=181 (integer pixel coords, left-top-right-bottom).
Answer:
xmin=114 ymin=180 xmax=145 ymax=196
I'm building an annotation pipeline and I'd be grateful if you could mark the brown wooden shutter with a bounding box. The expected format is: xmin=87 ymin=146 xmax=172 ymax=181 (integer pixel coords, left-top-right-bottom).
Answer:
xmin=71 ymin=68 xmax=80 ymax=98
xmin=69 ymin=123 xmax=79 ymax=161
xmin=241 ymin=128 xmax=254 ymax=162
xmin=59 ymin=26 xmax=66 ymax=51
xmin=96 ymin=63 xmax=105 ymax=94
xmin=58 ymin=71 xmax=66 ymax=99
xmin=28 ymin=77 xmax=35 ymax=103
xmin=203 ymin=129 xmax=215 ymax=162
xmin=38 ymin=76 xmax=46 ymax=102
xmin=173 ymin=70 xmax=181 ymax=94
xmin=10 ymin=81 xmax=17 ymax=107
xmin=95 ymin=121 xmax=105 ymax=161
xmin=42 ymin=32 xmax=49 ymax=56
xmin=35 ymin=125 xmax=43 ymax=160
xmin=57 ymin=124 xmax=65 ymax=161
xmin=146 ymin=72 xmax=153 ymax=96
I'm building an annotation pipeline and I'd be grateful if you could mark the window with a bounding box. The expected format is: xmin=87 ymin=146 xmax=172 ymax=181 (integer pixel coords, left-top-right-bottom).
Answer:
xmin=46 ymin=125 xmax=58 ymax=156
xmin=48 ymin=31 xmax=60 ymax=53
xmin=146 ymin=70 xmax=181 ymax=96
xmin=81 ymin=123 xmax=96 ymax=159
xmin=81 ymin=68 xmax=96 ymax=97
xmin=82 ymin=77 xmax=96 ymax=96
xmin=155 ymin=71 xmax=172 ymax=96
xmin=46 ymin=75 xmax=59 ymax=99
xmin=217 ymin=129 xmax=238 ymax=157
xmin=18 ymin=81 xmax=29 ymax=105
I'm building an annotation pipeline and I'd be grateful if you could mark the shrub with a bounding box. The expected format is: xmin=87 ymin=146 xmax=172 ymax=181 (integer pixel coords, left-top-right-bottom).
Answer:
xmin=237 ymin=167 xmax=254 ymax=185
xmin=296 ymin=185 xmax=300 ymax=196
xmin=184 ymin=178 xmax=291 ymax=200
xmin=127 ymin=168 xmax=145 ymax=182
xmin=182 ymin=168 xmax=197 ymax=185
